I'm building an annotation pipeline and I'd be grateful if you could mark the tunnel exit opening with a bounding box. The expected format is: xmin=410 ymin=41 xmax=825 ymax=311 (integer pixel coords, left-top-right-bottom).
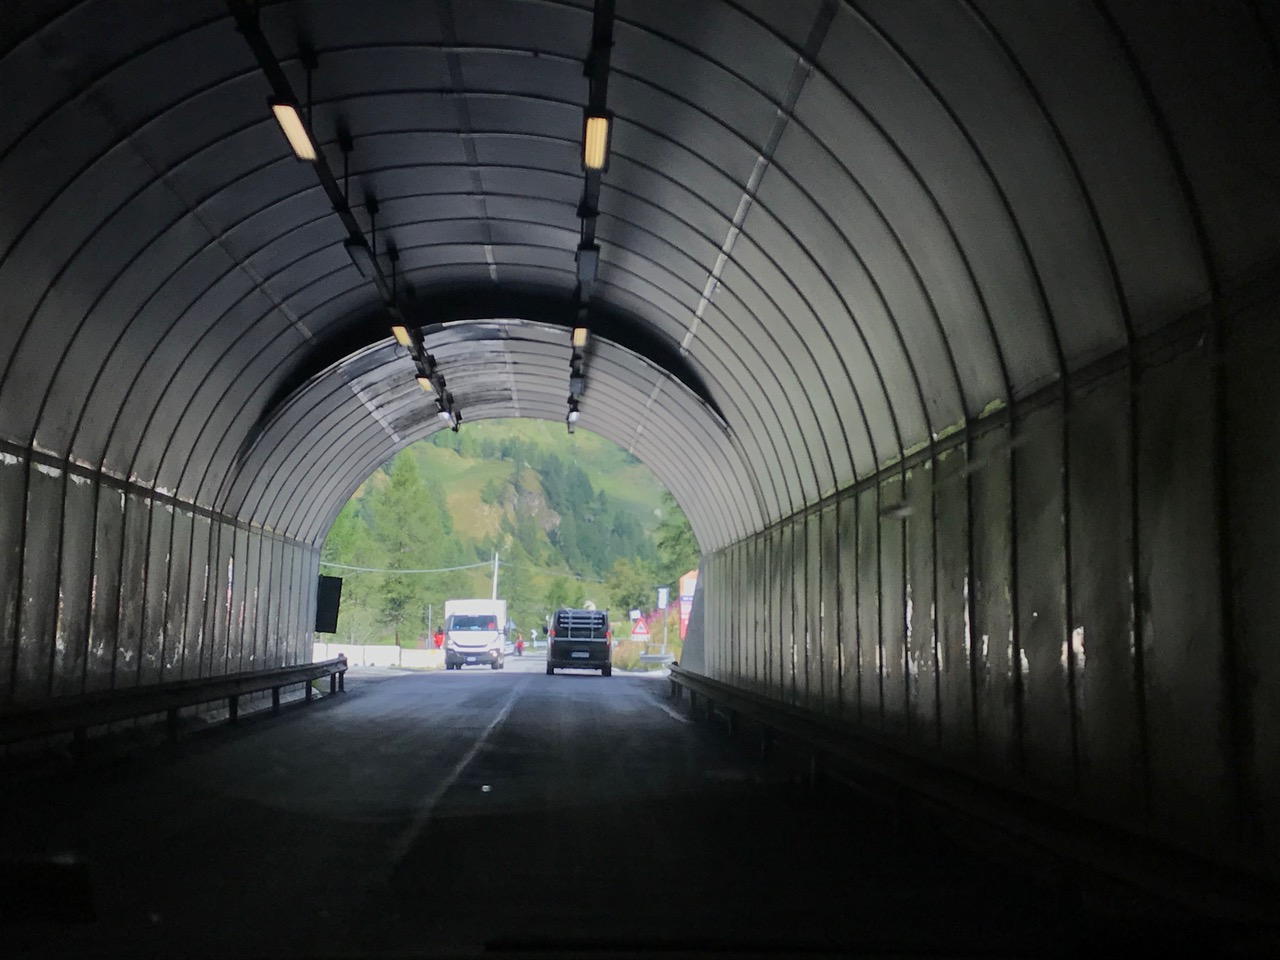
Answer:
xmin=315 ymin=419 xmax=701 ymax=675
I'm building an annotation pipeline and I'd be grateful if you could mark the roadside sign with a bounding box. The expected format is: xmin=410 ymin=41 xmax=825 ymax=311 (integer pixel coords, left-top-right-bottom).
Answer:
xmin=629 ymin=608 xmax=642 ymax=620
xmin=657 ymin=587 xmax=669 ymax=610
xmin=630 ymin=618 xmax=650 ymax=641
xmin=679 ymin=568 xmax=699 ymax=639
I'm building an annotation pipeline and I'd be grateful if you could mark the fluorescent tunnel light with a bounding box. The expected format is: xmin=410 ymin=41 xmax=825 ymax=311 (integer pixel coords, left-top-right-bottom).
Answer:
xmin=270 ymin=99 xmax=317 ymax=161
xmin=392 ymin=325 xmax=412 ymax=347
xmin=583 ymin=113 xmax=610 ymax=170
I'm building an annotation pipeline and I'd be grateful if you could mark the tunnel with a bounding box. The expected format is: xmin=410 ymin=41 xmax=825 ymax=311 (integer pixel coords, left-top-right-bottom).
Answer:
xmin=2 ymin=0 xmax=1279 ymax=947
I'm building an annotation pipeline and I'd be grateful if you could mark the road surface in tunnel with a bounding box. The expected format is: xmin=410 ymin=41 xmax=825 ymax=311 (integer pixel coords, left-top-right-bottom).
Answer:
xmin=1 ymin=656 xmax=1238 ymax=959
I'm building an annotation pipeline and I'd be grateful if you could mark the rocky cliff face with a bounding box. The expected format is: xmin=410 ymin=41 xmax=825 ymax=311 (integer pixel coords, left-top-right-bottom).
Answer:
xmin=503 ymin=483 xmax=560 ymax=534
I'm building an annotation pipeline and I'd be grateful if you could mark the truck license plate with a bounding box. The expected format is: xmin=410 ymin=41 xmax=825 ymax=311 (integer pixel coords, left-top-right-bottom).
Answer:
xmin=466 ymin=656 xmax=477 ymax=662
xmin=571 ymin=651 xmax=590 ymax=658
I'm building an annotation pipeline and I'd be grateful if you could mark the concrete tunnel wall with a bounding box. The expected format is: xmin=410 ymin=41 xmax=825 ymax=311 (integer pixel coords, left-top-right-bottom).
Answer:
xmin=0 ymin=443 xmax=319 ymax=702
xmin=700 ymin=277 xmax=1280 ymax=879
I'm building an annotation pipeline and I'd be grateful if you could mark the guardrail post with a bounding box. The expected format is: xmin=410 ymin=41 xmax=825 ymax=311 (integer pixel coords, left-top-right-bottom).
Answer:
xmin=330 ymin=673 xmax=337 ymax=694
xmin=228 ymin=695 xmax=239 ymax=724
xmin=338 ymin=670 xmax=345 ymax=692
xmin=271 ymin=687 xmax=281 ymax=715
xmin=725 ymin=708 xmax=737 ymax=738
xmin=305 ymin=681 xmax=313 ymax=703
xmin=689 ymin=690 xmax=698 ymax=714
xmin=166 ymin=708 xmax=179 ymax=737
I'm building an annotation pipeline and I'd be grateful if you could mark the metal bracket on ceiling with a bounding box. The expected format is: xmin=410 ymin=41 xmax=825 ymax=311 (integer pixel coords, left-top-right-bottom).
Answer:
xmin=336 ymin=125 xmax=353 ymax=207
xmin=388 ymin=243 xmax=399 ymax=301
xmin=565 ymin=0 xmax=616 ymax=434
xmin=366 ymin=195 xmax=379 ymax=262
xmin=299 ymin=45 xmax=317 ymax=129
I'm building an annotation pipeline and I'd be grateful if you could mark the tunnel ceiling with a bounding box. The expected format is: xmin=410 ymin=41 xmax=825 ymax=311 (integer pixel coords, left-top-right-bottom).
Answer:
xmin=225 ymin=317 xmax=761 ymax=550
xmin=1 ymin=1 xmax=1277 ymax=548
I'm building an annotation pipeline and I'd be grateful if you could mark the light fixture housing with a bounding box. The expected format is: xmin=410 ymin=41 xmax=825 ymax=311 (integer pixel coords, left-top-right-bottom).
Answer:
xmin=572 ymin=326 xmax=589 ymax=350
xmin=582 ymin=111 xmax=612 ymax=171
xmin=392 ymin=325 xmax=412 ymax=347
xmin=269 ymin=98 xmax=317 ymax=162
xmin=576 ymin=244 xmax=599 ymax=284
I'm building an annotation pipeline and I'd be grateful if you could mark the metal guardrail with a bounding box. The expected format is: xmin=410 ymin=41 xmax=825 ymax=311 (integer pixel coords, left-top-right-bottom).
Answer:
xmin=0 ymin=656 xmax=347 ymax=747
xmin=667 ymin=665 xmax=1277 ymax=920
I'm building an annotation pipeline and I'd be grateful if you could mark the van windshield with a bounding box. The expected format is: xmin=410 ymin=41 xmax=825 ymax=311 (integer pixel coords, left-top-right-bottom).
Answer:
xmin=448 ymin=615 xmax=497 ymax=631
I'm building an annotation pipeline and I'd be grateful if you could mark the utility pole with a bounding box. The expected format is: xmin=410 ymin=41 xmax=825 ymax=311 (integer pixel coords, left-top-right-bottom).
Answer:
xmin=657 ymin=585 xmax=670 ymax=654
xmin=491 ymin=551 xmax=500 ymax=600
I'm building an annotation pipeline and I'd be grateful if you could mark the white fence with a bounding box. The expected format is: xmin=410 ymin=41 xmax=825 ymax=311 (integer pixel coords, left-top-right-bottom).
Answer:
xmin=313 ymin=642 xmax=445 ymax=670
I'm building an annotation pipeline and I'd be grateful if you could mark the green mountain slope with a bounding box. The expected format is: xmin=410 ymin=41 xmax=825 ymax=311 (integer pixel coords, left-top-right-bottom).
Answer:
xmin=421 ymin=420 xmax=663 ymax=533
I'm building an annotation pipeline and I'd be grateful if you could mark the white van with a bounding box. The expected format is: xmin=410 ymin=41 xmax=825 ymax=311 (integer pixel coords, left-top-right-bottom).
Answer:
xmin=443 ymin=598 xmax=508 ymax=670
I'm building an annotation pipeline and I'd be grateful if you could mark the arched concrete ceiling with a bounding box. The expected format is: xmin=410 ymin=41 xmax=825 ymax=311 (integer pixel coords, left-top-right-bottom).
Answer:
xmin=223 ymin=318 xmax=759 ymax=549
xmin=1 ymin=1 xmax=1277 ymax=546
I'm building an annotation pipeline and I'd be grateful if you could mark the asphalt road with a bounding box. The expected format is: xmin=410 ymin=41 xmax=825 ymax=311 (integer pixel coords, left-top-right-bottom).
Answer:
xmin=0 ymin=655 xmax=1243 ymax=958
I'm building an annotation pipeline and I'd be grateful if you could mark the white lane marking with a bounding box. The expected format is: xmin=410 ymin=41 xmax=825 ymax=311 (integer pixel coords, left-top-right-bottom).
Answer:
xmin=386 ymin=681 xmax=523 ymax=867
xmin=651 ymin=695 xmax=693 ymax=726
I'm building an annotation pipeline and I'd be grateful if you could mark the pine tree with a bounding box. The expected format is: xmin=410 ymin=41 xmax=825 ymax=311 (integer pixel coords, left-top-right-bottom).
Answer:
xmin=656 ymin=490 xmax=699 ymax=584
xmin=369 ymin=452 xmax=449 ymax=644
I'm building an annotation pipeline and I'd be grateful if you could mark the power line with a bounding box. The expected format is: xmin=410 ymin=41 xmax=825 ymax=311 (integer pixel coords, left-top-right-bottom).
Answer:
xmin=319 ymin=557 xmax=605 ymax=581
xmin=318 ymin=560 xmax=492 ymax=574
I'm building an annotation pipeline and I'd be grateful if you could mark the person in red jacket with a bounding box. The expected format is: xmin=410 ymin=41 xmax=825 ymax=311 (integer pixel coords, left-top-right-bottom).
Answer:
xmin=516 ymin=633 xmax=525 ymax=657
xmin=433 ymin=627 xmax=444 ymax=649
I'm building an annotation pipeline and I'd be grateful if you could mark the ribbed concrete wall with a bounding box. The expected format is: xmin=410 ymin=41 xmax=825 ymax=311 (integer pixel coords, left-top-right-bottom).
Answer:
xmin=701 ymin=281 xmax=1280 ymax=879
xmin=0 ymin=445 xmax=318 ymax=706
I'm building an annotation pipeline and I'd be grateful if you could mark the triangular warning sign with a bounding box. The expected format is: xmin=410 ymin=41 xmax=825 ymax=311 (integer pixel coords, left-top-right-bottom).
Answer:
xmin=630 ymin=618 xmax=650 ymax=639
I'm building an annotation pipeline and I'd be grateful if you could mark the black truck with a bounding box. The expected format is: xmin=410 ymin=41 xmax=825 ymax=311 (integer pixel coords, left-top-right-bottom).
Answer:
xmin=546 ymin=608 xmax=612 ymax=677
